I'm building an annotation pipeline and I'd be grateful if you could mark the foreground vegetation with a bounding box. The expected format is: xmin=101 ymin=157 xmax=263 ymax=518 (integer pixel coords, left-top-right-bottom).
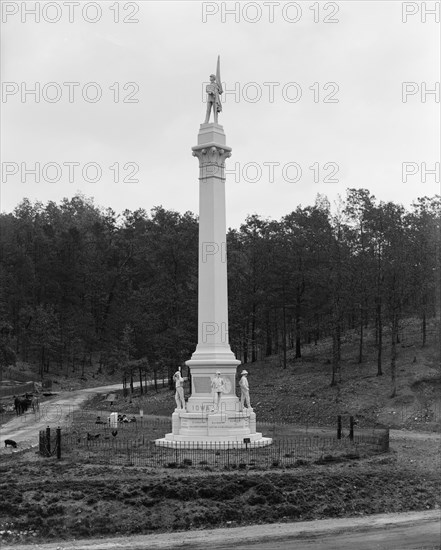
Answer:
xmin=0 ymin=451 xmax=439 ymax=545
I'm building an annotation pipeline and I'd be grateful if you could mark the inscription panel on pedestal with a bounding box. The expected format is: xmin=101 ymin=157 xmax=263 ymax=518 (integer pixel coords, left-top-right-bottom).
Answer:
xmin=193 ymin=374 xmax=236 ymax=395
xmin=181 ymin=417 xmax=207 ymax=428
xmin=193 ymin=376 xmax=212 ymax=393
xmin=208 ymin=416 xmax=250 ymax=429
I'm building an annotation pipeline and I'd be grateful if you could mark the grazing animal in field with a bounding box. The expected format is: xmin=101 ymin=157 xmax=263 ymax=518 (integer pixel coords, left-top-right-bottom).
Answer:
xmin=4 ymin=439 xmax=17 ymax=448
xmin=111 ymin=430 xmax=118 ymax=437
xmin=86 ymin=433 xmax=100 ymax=441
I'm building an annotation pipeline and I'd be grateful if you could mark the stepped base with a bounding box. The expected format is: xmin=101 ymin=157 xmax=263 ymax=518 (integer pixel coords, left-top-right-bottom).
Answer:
xmin=155 ymin=436 xmax=272 ymax=449
xmin=154 ymin=409 xmax=272 ymax=449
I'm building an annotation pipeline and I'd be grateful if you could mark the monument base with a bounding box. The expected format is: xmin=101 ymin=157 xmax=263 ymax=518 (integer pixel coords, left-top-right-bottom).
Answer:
xmin=155 ymin=408 xmax=272 ymax=449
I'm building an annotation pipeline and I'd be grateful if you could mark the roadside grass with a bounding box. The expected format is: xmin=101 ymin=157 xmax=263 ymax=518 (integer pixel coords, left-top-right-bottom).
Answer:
xmin=0 ymin=455 xmax=439 ymax=544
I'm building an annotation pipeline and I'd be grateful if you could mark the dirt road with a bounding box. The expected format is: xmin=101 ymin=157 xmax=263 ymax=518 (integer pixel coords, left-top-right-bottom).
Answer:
xmin=1 ymin=382 xmax=439 ymax=452
xmin=0 ymin=381 xmax=161 ymax=448
xmin=1 ymin=510 xmax=439 ymax=550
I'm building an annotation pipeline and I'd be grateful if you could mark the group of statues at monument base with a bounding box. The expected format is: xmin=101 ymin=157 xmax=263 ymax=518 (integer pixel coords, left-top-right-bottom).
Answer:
xmin=173 ymin=367 xmax=251 ymax=413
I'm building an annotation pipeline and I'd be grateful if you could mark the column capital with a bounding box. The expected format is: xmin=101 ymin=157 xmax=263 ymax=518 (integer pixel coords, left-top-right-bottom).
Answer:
xmin=192 ymin=145 xmax=232 ymax=181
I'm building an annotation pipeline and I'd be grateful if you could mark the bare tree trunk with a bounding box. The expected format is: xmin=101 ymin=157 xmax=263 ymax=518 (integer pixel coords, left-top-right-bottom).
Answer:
xmin=295 ymin=305 xmax=301 ymax=359
xmin=377 ymin=298 xmax=383 ymax=376
xmin=139 ymin=367 xmax=143 ymax=395
xmin=331 ymin=329 xmax=340 ymax=386
xmin=390 ymin=313 xmax=398 ymax=397
xmin=358 ymin=303 xmax=363 ymax=363
xmin=243 ymin=333 xmax=248 ymax=365
xmin=251 ymin=303 xmax=257 ymax=363
xmin=282 ymin=303 xmax=287 ymax=369
xmin=273 ymin=311 xmax=279 ymax=355
xmin=40 ymin=346 xmax=45 ymax=379
xmin=265 ymin=309 xmax=272 ymax=356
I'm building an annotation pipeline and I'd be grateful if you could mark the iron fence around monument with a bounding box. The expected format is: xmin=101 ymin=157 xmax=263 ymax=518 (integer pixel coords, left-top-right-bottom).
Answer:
xmin=60 ymin=428 xmax=389 ymax=469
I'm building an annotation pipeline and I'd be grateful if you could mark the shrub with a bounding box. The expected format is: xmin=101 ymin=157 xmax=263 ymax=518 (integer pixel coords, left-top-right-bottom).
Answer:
xmin=46 ymin=504 xmax=65 ymax=516
xmin=344 ymin=452 xmax=360 ymax=460
xmin=254 ymin=482 xmax=275 ymax=496
xmin=248 ymin=494 xmax=267 ymax=505
xmin=197 ymin=487 xmax=213 ymax=499
xmin=140 ymin=497 xmax=157 ymax=507
xmin=279 ymin=504 xmax=302 ymax=518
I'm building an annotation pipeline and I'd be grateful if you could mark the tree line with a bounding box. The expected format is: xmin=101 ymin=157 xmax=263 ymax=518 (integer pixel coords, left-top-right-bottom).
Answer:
xmin=0 ymin=190 xmax=439 ymax=391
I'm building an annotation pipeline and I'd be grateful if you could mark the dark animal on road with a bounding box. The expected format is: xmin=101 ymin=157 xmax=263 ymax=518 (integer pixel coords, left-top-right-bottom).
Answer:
xmin=14 ymin=394 xmax=32 ymax=415
xmin=30 ymin=396 xmax=39 ymax=412
xmin=4 ymin=439 xmax=17 ymax=448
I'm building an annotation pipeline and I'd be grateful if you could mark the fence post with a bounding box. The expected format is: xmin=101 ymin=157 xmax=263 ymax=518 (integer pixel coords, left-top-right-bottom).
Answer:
xmin=349 ymin=416 xmax=354 ymax=441
xmin=56 ymin=427 xmax=61 ymax=460
xmin=46 ymin=426 xmax=51 ymax=456
xmin=381 ymin=429 xmax=389 ymax=452
xmin=337 ymin=415 xmax=342 ymax=439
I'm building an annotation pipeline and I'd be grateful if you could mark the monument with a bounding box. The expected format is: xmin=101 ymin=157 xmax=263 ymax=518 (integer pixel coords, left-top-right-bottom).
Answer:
xmin=155 ymin=57 xmax=271 ymax=448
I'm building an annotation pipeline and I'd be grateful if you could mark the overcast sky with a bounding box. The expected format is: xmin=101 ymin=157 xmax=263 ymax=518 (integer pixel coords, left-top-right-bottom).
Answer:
xmin=1 ymin=0 xmax=439 ymax=228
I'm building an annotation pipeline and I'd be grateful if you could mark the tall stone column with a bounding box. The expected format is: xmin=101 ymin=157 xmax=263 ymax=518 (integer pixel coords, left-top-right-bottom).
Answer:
xmin=185 ymin=123 xmax=240 ymax=413
xmin=155 ymin=121 xmax=271 ymax=448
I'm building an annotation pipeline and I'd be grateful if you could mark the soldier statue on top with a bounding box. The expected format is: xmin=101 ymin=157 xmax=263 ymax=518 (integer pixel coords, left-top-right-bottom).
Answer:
xmin=204 ymin=56 xmax=223 ymax=124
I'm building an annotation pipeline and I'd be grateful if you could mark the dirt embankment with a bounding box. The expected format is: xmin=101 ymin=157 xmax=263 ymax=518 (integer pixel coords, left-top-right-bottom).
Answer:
xmin=0 ymin=454 xmax=439 ymax=545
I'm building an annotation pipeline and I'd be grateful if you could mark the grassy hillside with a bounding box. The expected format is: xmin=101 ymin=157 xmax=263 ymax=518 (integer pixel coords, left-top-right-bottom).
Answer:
xmin=2 ymin=317 xmax=440 ymax=434
xmin=82 ymin=318 xmax=441 ymax=432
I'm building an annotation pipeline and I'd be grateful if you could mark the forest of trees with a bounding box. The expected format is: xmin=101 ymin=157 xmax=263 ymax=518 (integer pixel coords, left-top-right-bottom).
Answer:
xmin=0 ymin=190 xmax=439 ymax=390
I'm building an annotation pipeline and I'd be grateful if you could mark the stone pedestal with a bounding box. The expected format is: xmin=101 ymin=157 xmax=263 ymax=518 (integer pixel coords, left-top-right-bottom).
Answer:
xmin=156 ymin=407 xmax=270 ymax=448
xmin=155 ymin=123 xmax=271 ymax=449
